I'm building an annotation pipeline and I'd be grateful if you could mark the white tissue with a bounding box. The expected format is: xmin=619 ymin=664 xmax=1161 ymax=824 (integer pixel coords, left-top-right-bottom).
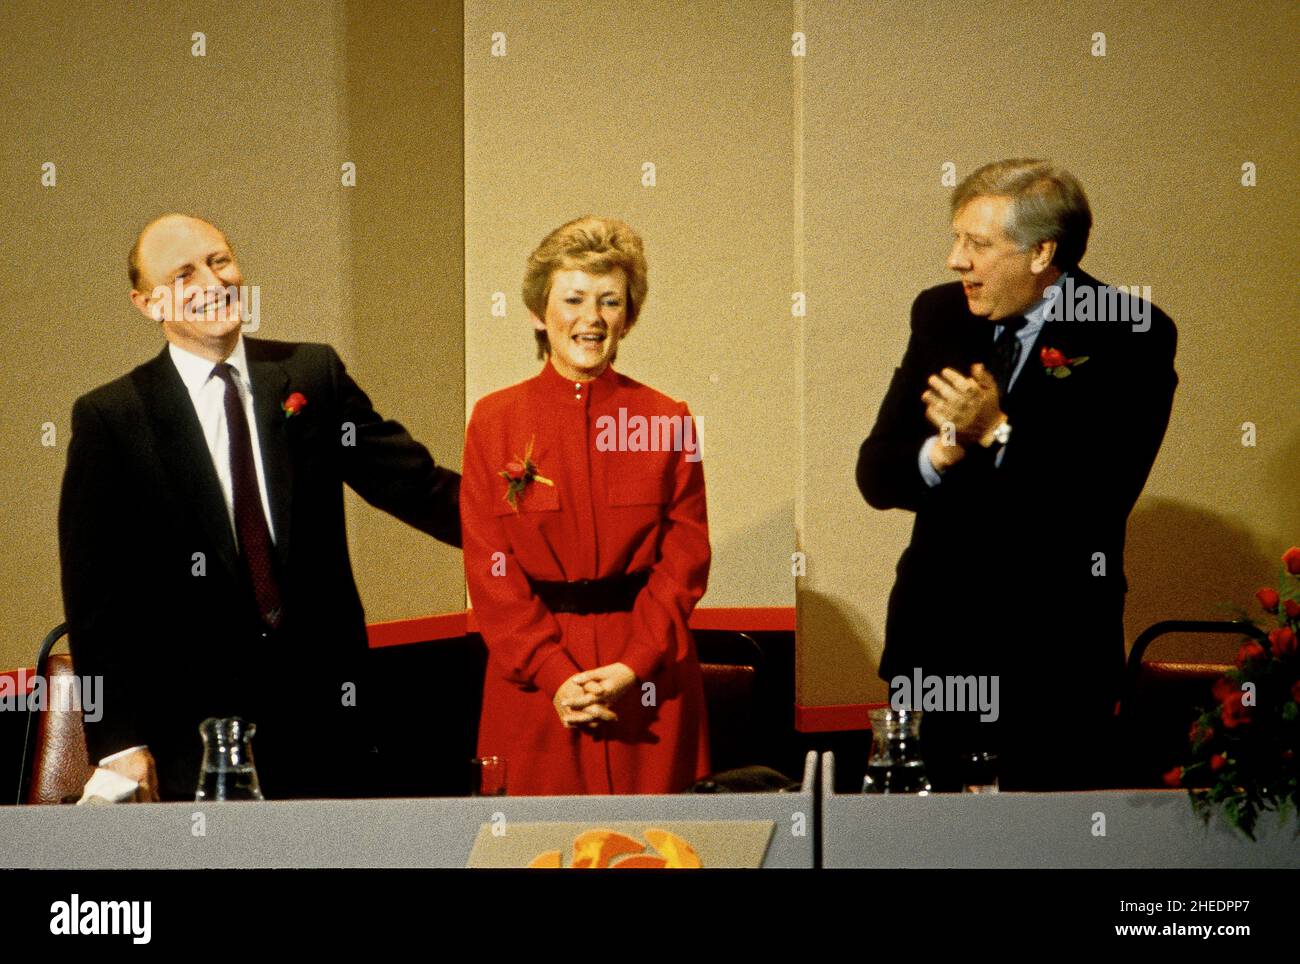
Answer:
xmin=76 ymin=767 xmax=140 ymax=804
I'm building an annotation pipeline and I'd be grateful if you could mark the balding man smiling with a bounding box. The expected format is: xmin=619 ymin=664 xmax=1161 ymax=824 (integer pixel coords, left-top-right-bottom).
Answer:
xmin=58 ymin=215 xmax=461 ymax=800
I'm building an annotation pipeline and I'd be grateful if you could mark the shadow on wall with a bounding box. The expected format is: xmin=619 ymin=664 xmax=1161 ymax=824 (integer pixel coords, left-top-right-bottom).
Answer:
xmin=1268 ymin=428 xmax=1300 ymax=538
xmin=797 ymin=588 xmax=884 ymax=705
xmin=799 ymin=485 xmax=1297 ymax=698
xmin=1124 ymin=497 xmax=1280 ymax=664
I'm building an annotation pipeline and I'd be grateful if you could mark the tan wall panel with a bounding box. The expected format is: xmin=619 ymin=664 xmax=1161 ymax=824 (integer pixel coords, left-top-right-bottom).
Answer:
xmin=340 ymin=0 xmax=467 ymax=622
xmin=463 ymin=0 xmax=797 ymax=610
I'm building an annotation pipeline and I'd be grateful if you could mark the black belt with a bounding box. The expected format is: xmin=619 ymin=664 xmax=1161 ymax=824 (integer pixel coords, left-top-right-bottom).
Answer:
xmin=528 ymin=569 xmax=651 ymax=614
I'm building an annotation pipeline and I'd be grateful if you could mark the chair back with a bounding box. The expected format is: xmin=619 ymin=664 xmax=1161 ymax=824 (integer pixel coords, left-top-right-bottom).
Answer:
xmin=18 ymin=625 xmax=96 ymax=804
xmin=28 ymin=652 xmax=96 ymax=803
xmin=1119 ymin=619 xmax=1267 ymax=787
xmin=694 ymin=630 xmax=764 ymax=772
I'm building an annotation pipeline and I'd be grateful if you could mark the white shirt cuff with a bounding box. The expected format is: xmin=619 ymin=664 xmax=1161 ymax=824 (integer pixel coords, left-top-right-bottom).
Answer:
xmin=918 ymin=436 xmax=944 ymax=487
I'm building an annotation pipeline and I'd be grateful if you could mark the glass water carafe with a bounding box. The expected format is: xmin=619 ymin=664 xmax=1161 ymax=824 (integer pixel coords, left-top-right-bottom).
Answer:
xmin=862 ymin=708 xmax=932 ymax=794
xmin=195 ymin=717 xmax=265 ymax=801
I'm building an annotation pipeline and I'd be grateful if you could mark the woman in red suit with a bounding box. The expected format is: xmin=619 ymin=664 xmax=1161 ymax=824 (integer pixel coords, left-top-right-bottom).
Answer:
xmin=461 ymin=216 xmax=711 ymax=794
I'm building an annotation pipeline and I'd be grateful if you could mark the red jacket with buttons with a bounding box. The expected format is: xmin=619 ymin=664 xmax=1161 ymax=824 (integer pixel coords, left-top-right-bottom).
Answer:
xmin=462 ymin=361 xmax=711 ymax=794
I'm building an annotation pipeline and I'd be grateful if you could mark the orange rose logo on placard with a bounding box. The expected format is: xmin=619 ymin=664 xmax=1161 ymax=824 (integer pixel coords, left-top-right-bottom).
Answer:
xmin=527 ymin=828 xmax=703 ymax=869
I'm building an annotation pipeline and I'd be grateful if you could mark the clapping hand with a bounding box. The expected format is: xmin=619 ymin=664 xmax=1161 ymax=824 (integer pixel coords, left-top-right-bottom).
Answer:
xmin=921 ymin=363 xmax=1003 ymax=445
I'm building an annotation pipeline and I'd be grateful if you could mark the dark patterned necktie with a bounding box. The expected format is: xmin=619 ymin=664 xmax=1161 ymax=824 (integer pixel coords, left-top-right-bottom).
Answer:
xmin=988 ymin=315 xmax=1028 ymax=398
xmin=212 ymin=363 xmax=282 ymax=628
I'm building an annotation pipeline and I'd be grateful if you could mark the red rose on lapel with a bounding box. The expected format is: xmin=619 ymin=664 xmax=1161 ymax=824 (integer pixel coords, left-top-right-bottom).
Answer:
xmin=1040 ymin=347 xmax=1067 ymax=368
xmin=498 ymin=436 xmax=554 ymax=510
xmin=282 ymin=392 xmax=307 ymax=417
xmin=1040 ymin=346 xmax=1089 ymax=378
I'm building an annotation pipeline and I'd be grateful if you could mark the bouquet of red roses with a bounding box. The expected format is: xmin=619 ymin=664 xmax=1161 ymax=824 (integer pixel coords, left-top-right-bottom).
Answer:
xmin=1167 ymin=546 xmax=1300 ymax=839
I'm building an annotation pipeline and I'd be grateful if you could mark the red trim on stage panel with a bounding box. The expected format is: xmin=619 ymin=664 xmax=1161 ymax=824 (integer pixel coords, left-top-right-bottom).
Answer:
xmin=0 ymin=668 xmax=37 ymax=694
xmin=794 ymin=702 xmax=888 ymax=733
xmin=688 ymin=607 xmax=796 ymax=632
xmin=366 ymin=611 xmax=467 ymax=648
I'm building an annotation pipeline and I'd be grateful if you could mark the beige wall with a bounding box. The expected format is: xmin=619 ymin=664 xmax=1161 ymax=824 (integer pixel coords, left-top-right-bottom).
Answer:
xmin=463 ymin=0 xmax=798 ymax=612
xmin=0 ymin=0 xmax=466 ymax=672
xmin=2 ymin=0 xmax=1295 ymax=723
xmin=339 ymin=0 xmax=467 ymax=624
xmin=798 ymin=0 xmax=1300 ymax=706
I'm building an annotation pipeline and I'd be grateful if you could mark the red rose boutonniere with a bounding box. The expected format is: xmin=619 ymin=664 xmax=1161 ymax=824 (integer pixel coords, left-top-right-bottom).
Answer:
xmin=282 ymin=392 xmax=307 ymax=417
xmin=499 ymin=436 xmax=554 ymax=511
xmin=1040 ymin=346 xmax=1089 ymax=378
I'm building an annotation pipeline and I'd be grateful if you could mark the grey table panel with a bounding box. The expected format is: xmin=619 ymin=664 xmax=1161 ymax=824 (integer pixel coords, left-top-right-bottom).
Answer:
xmin=820 ymin=753 xmax=1300 ymax=869
xmin=1 ymin=752 xmax=816 ymax=869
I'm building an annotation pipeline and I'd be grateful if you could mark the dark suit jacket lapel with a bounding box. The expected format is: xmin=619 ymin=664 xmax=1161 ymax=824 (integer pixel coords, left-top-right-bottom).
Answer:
xmin=1004 ymin=271 xmax=1097 ymax=414
xmin=245 ymin=339 xmax=293 ymax=570
xmin=134 ymin=347 xmax=240 ymax=578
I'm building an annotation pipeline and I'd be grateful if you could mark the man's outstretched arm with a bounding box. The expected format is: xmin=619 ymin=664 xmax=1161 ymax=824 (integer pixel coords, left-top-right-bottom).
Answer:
xmin=327 ymin=346 xmax=462 ymax=547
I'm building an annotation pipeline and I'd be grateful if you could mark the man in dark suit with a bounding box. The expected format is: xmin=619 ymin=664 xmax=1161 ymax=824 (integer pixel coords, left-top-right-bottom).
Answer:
xmin=856 ymin=160 xmax=1177 ymax=791
xmin=59 ymin=214 xmax=461 ymax=801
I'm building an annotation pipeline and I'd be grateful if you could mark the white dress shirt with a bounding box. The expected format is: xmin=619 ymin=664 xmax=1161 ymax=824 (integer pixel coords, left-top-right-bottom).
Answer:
xmin=167 ymin=336 xmax=278 ymax=545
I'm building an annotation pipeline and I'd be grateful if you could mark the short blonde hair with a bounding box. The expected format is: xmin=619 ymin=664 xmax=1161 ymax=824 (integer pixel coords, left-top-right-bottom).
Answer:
xmin=951 ymin=159 xmax=1092 ymax=269
xmin=523 ymin=216 xmax=648 ymax=358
